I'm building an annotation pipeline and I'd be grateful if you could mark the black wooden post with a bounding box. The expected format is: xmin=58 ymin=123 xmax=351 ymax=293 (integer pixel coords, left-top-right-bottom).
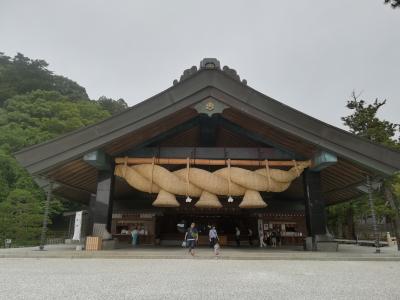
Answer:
xmin=303 ymin=169 xmax=327 ymax=248
xmin=89 ymin=170 xmax=115 ymax=234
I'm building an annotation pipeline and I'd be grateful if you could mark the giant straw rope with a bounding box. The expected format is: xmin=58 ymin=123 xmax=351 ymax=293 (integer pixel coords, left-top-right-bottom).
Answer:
xmin=114 ymin=160 xmax=310 ymax=209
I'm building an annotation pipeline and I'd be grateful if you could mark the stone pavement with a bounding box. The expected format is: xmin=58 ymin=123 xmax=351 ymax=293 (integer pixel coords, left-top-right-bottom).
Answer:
xmin=1 ymin=244 xmax=400 ymax=261
xmin=1 ymin=258 xmax=399 ymax=299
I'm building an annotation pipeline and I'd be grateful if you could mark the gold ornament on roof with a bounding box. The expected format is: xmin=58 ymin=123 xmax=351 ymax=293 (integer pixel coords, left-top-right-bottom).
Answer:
xmin=205 ymin=101 xmax=215 ymax=111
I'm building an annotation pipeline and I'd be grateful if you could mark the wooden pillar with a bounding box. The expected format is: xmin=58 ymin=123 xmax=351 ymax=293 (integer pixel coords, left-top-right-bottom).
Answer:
xmin=89 ymin=169 xmax=115 ymax=233
xmin=303 ymin=169 xmax=327 ymax=237
xmin=85 ymin=150 xmax=114 ymax=235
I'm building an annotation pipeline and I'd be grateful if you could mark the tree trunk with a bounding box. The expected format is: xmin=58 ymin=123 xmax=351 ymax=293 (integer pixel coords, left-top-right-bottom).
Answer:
xmin=384 ymin=184 xmax=400 ymax=251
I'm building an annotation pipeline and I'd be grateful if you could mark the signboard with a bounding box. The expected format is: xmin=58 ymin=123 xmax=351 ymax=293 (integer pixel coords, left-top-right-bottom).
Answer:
xmin=72 ymin=211 xmax=83 ymax=241
xmin=139 ymin=213 xmax=155 ymax=219
xmin=112 ymin=213 xmax=123 ymax=219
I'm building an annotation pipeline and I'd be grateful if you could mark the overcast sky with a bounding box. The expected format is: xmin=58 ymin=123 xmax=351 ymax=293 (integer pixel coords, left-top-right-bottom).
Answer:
xmin=1 ymin=0 xmax=399 ymax=129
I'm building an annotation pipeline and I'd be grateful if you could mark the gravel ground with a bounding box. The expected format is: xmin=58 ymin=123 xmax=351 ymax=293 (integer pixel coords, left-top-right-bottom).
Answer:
xmin=0 ymin=258 xmax=399 ymax=300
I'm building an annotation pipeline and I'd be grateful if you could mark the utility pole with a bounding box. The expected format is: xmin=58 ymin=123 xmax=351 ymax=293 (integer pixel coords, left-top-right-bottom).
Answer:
xmin=366 ymin=175 xmax=380 ymax=254
xmin=39 ymin=181 xmax=52 ymax=251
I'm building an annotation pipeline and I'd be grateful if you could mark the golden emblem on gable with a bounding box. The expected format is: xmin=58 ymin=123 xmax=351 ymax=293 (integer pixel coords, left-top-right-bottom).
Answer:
xmin=205 ymin=101 xmax=215 ymax=111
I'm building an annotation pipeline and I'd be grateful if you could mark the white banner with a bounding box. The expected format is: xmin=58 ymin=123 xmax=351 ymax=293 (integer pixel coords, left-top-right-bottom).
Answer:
xmin=72 ymin=211 xmax=83 ymax=241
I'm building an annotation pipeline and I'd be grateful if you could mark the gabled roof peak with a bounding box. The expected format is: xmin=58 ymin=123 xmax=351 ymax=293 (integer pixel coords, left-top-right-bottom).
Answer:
xmin=173 ymin=58 xmax=247 ymax=86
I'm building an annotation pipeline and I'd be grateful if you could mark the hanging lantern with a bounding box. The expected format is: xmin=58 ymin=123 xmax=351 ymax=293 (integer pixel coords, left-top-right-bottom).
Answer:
xmin=152 ymin=190 xmax=180 ymax=207
xmin=185 ymin=196 xmax=192 ymax=203
xmin=195 ymin=191 xmax=222 ymax=208
xmin=227 ymin=196 xmax=234 ymax=203
xmin=239 ymin=190 xmax=267 ymax=209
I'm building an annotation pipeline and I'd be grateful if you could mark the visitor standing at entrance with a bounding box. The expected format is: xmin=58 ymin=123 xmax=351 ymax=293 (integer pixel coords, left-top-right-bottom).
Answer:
xmin=185 ymin=223 xmax=198 ymax=256
xmin=235 ymin=227 xmax=241 ymax=246
xmin=276 ymin=230 xmax=282 ymax=247
xmin=131 ymin=227 xmax=139 ymax=246
xmin=271 ymin=231 xmax=277 ymax=248
xmin=209 ymin=225 xmax=218 ymax=248
xmin=265 ymin=230 xmax=270 ymax=246
xmin=248 ymin=228 xmax=253 ymax=246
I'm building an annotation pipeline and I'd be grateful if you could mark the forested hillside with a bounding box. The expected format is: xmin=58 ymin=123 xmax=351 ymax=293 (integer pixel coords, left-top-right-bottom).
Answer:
xmin=0 ymin=52 xmax=128 ymax=246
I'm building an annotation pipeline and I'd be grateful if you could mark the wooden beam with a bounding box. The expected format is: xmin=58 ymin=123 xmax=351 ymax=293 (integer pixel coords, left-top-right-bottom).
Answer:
xmin=125 ymin=147 xmax=294 ymax=160
xmin=310 ymin=151 xmax=337 ymax=171
xmin=323 ymin=180 xmax=365 ymax=195
xmin=115 ymin=116 xmax=201 ymax=156
xmin=83 ymin=150 xmax=112 ymax=171
xmin=114 ymin=157 xmax=310 ymax=167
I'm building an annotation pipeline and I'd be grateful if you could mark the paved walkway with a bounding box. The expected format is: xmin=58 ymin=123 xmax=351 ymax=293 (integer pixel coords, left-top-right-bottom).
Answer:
xmin=1 ymin=258 xmax=399 ymax=299
xmin=1 ymin=244 xmax=399 ymax=261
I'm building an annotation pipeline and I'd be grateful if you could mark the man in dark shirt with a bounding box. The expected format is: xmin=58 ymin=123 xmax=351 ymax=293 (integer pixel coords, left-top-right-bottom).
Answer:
xmin=185 ymin=222 xmax=198 ymax=256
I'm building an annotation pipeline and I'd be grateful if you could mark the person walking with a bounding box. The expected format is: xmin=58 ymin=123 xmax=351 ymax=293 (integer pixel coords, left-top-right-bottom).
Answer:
xmin=248 ymin=228 xmax=253 ymax=246
xmin=235 ymin=227 xmax=241 ymax=247
xmin=185 ymin=222 xmax=198 ymax=256
xmin=209 ymin=225 xmax=220 ymax=257
xmin=209 ymin=225 xmax=218 ymax=248
xmin=259 ymin=230 xmax=266 ymax=248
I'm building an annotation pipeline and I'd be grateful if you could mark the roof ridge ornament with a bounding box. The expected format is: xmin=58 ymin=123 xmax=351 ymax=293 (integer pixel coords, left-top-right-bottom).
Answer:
xmin=200 ymin=58 xmax=221 ymax=70
xmin=173 ymin=58 xmax=247 ymax=85
xmin=222 ymin=65 xmax=247 ymax=85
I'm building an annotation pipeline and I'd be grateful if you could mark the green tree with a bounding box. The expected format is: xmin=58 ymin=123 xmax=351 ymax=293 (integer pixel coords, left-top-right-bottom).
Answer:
xmin=332 ymin=92 xmax=400 ymax=248
xmin=97 ymin=96 xmax=128 ymax=115
xmin=385 ymin=0 xmax=400 ymax=8
xmin=0 ymin=52 xmax=89 ymax=106
xmin=0 ymin=189 xmax=44 ymax=246
xmin=52 ymin=75 xmax=89 ymax=101
xmin=0 ymin=90 xmax=111 ymax=246
xmin=0 ymin=52 xmax=131 ymax=247
xmin=341 ymin=92 xmax=399 ymax=147
xmin=0 ymin=90 xmax=110 ymax=152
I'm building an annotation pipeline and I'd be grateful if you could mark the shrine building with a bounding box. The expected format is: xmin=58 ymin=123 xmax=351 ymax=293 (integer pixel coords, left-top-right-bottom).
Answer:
xmin=14 ymin=58 xmax=400 ymax=249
